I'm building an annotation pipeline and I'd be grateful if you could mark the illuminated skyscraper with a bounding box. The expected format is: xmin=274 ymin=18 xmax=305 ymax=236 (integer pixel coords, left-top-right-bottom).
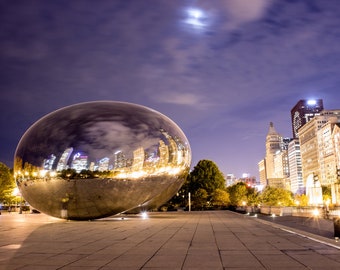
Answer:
xmin=56 ymin=147 xmax=73 ymax=171
xmin=43 ymin=154 xmax=56 ymax=171
xmin=158 ymin=140 xmax=169 ymax=166
xmin=265 ymin=122 xmax=282 ymax=179
xmin=288 ymin=139 xmax=303 ymax=194
xmin=299 ymin=110 xmax=340 ymax=187
xmin=114 ymin=150 xmax=127 ymax=169
xmin=98 ymin=157 xmax=110 ymax=172
xmin=71 ymin=152 xmax=88 ymax=173
xmin=132 ymin=147 xmax=145 ymax=171
xmin=291 ymin=99 xmax=324 ymax=138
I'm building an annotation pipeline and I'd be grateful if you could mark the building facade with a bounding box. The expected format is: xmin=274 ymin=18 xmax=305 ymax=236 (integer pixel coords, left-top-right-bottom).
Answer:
xmin=288 ymin=139 xmax=303 ymax=194
xmin=291 ymin=99 xmax=324 ymax=138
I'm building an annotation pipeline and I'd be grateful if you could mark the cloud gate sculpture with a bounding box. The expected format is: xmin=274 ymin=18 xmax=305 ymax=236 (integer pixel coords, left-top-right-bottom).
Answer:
xmin=14 ymin=101 xmax=191 ymax=220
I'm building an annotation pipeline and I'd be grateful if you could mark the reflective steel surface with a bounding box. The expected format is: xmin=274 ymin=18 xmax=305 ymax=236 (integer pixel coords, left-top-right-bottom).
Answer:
xmin=14 ymin=101 xmax=191 ymax=220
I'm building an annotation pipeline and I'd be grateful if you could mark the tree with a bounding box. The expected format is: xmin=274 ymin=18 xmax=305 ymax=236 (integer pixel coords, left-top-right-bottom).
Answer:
xmin=187 ymin=159 xmax=225 ymax=195
xmin=294 ymin=194 xmax=309 ymax=207
xmin=260 ymin=186 xmax=294 ymax=206
xmin=163 ymin=159 xmax=226 ymax=210
xmin=0 ymin=163 xmax=16 ymax=205
xmin=246 ymin=186 xmax=261 ymax=206
xmin=192 ymin=188 xmax=208 ymax=210
xmin=322 ymin=185 xmax=332 ymax=203
xmin=227 ymin=182 xmax=248 ymax=206
xmin=211 ymin=188 xmax=230 ymax=209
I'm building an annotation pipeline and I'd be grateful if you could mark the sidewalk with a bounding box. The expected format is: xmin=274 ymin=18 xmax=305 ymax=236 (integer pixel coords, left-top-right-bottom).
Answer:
xmin=1 ymin=211 xmax=340 ymax=269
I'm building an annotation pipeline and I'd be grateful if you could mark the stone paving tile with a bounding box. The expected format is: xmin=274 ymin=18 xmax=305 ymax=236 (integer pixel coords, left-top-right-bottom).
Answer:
xmin=220 ymin=250 xmax=264 ymax=268
xmin=2 ymin=211 xmax=340 ymax=269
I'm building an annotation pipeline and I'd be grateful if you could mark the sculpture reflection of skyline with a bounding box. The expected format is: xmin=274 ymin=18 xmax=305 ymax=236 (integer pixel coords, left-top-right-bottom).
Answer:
xmin=15 ymin=128 xmax=191 ymax=180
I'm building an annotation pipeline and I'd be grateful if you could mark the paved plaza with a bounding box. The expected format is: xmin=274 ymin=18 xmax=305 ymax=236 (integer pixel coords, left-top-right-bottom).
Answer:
xmin=1 ymin=210 xmax=340 ymax=270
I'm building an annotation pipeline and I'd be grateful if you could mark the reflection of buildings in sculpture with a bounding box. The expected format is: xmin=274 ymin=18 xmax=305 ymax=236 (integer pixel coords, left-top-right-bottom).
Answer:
xmin=89 ymin=162 xmax=95 ymax=171
xmin=145 ymin=152 xmax=159 ymax=167
xmin=49 ymin=128 xmax=190 ymax=175
xmin=43 ymin=154 xmax=56 ymax=170
xmin=168 ymin=139 xmax=178 ymax=164
xmin=98 ymin=157 xmax=110 ymax=172
xmin=160 ymin=128 xmax=191 ymax=166
xmin=56 ymin=147 xmax=73 ymax=171
xmin=158 ymin=140 xmax=169 ymax=166
xmin=172 ymin=136 xmax=188 ymax=165
xmin=114 ymin=150 xmax=127 ymax=170
xmin=160 ymin=129 xmax=179 ymax=164
xmin=71 ymin=152 xmax=88 ymax=173
xmin=132 ymin=147 xmax=145 ymax=171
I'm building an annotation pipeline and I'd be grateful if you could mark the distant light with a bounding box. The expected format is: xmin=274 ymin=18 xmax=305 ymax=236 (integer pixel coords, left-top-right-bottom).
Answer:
xmin=141 ymin=211 xmax=148 ymax=219
xmin=307 ymin=100 xmax=316 ymax=105
xmin=312 ymin=208 xmax=319 ymax=217
xmin=188 ymin=8 xmax=203 ymax=19
xmin=184 ymin=7 xmax=208 ymax=29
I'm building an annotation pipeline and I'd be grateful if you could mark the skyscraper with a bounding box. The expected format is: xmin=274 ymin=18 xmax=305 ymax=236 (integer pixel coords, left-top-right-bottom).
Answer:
xmin=291 ymin=99 xmax=324 ymax=138
xmin=265 ymin=122 xmax=282 ymax=180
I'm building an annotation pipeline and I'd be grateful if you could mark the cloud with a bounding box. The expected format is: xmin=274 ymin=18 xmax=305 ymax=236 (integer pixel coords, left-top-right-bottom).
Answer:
xmin=221 ymin=0 xmax=272 ymax=29
xmin=154 ymin=92 xmax=205 ymax=106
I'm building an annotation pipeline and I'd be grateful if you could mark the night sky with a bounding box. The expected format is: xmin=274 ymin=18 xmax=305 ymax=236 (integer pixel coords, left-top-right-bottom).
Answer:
xmin=1 ymin=0 xmax=340 ymax=179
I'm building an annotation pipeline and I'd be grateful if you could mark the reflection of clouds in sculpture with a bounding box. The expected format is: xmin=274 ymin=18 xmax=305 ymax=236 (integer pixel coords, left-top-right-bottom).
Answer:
xmin=14 ymin=101 xmax=191 ymax=220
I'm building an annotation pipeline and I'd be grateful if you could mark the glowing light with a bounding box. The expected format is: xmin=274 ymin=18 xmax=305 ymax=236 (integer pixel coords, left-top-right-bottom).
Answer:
xmin=12 ymin=187 xmax=20 ymax=196
xmin=184 ymin=7 xmax=208 ymax=29
xmin=141 ymin=212 xmax=148 ymax=219
xmin=188 ymin=8 xmax=203 ymax=19
xmin=312 ymin=208 xmax=320 ymax=217
xmin=307 ymin=100 xmax=316 ymax=105
xmin=39 ymin=170 xmax=47 ymax=177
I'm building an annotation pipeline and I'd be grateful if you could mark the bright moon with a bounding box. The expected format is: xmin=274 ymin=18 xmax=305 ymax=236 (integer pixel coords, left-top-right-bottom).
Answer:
xmin=185 ymin=8 xmax=207 ymax=29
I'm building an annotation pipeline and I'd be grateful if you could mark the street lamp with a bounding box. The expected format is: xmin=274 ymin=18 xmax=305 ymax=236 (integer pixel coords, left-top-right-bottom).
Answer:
xmin=12 ymin=187 xmax=23 ymax=214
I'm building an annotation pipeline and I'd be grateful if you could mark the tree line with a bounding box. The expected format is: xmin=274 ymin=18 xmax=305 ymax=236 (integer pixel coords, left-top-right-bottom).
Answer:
xmin=162 ymin=159 xmax=310 ymax=211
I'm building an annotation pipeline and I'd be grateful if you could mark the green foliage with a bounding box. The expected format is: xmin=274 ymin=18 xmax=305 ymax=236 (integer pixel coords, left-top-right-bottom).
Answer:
xmin=294 ymin=194 xmax=309 ymax=207
xmin=260 ymin=186 xmax=294 ymax=206
xmin=246 ymin=186 xmax=261 ymax=206
xmin=192 ymin=188 xmax=208 ymax=210
xmin=322 ymin=185 xmax=332 ymax=203
xmin=227 ymin=182 xmax=248 ymax=206
xmin=210 ymin=188 xmax=230 ymax=209
xmin=162 ymin=159 xmax=227 ymax=210
xmin=187 ymin=159 xmax=225 ymax=195
xmin=0 ymin=162 xmax=16 ymax=204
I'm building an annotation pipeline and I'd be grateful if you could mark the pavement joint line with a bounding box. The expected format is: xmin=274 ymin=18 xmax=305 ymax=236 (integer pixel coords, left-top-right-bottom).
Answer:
xmin=250 ymin=215 xmax=340 ymax=250
xmin=279 ymin=227 xmax=340 ymax=250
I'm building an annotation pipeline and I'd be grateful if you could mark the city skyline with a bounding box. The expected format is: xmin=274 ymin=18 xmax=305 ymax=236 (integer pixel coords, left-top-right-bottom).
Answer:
xmin=1 ymin=0 xmax=340 ymax=178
